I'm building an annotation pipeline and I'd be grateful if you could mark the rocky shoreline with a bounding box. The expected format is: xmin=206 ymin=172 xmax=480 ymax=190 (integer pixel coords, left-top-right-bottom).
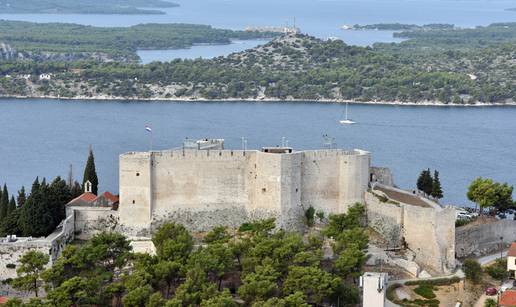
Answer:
xmin=1 ymin=94 xmax=516 ymax=107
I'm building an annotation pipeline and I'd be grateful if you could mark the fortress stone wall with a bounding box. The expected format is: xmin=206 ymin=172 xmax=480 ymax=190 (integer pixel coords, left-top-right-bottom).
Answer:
xmin=119 ymin=149 xmax=371 ymax=235
xmin=366 ymin=185 xmax=456 ymax=274
xmin=0 ymin=214 xmax=74 ymax=280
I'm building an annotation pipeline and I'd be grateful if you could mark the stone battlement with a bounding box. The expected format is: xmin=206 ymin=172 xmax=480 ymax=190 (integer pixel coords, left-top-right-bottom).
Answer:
xmin=121 ymin=148 xmax=369 ymax=160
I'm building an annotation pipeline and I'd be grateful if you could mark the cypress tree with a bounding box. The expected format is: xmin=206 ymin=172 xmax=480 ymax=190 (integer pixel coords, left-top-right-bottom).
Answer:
xmin=17 ymin=186 xmax=26 ymax=207
xmin=0 ymin=184 xmax=8 ymax=221
xmin=19 ymin=177 xmax=54 ymax=237
xmin=417 ymin=169 xmax=434 ymax=195
xmin=83 ymin=147 xmax=99 ymax=195
xmin=48 ymin=177 xmax=72 ymax=225
xmin=431 ymin=170 xmax=444 ymax=199
xmin=424 ymin=169 xmax=434 ymax=195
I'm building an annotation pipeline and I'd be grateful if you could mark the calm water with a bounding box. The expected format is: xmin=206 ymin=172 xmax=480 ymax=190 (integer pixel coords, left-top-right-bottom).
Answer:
xmin=1 ymin=98 xmax=515 ymax=207
xmin=137 ymin=39 xmax=271 ymax=63
xmin=0 ymin=0 xmax=514 ymax=59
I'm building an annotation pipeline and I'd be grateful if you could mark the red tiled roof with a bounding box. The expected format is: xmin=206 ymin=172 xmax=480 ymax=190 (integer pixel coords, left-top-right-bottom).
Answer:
xmin=0 ymin=297 xmax=8 ymax=304
xmin=100 ymin=191 xmax=119 ymax=203
xmin=508 ymin=242 xmax=516 ymax=257
xmin=67 ymin=192 xmax=97 ymax=205
xmin=500 ymin=290 xmax=516 ymax=306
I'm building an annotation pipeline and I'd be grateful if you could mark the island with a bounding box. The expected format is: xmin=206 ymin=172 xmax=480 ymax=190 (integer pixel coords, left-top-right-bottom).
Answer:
xmin=0 ymin=0 xmax=179 ymax=15
xmin=344 ymin=23 xmax=455 ymax=31
xmin=0 ymin=21 xmax=278 ymax=62
xmin=0 ymin=21 xmax=515 ymax=105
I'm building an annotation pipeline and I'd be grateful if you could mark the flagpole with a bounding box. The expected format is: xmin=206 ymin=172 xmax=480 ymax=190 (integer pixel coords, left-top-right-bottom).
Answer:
xmin=150 ymin=131 xmax=153 ymax=151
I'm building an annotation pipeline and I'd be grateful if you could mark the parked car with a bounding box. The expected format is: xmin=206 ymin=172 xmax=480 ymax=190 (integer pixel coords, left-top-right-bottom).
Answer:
xmin=486 ymin=287 xmax=498 ymax=296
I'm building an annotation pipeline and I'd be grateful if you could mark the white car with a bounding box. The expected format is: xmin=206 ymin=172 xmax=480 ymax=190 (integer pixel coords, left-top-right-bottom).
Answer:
xmin=456 ymin=211 xmax=473 ymax=220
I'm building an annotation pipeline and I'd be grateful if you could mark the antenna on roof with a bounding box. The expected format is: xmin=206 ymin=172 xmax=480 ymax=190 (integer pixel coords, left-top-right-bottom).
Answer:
xmin=322 ymin=134 xmax=336 ymax=149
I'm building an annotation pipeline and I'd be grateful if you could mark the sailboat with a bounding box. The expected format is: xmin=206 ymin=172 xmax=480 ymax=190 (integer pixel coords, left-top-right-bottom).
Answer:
xmin=339 ymin=102 xmax=356 ymax=125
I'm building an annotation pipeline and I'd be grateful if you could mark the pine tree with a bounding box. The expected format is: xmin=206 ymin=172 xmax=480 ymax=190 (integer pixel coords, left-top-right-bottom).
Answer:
xmin=83 ymin=147 xmax=99 ymax=195
xmin=7 ymin=196 xmax=16 ymax=215
xmin=17 ymin=186 xmax=26 ymax=207
xmin=431 ymin=170 xmax=444 ymax=199
xmin=0 ymin=184 xmax=9 ymax=221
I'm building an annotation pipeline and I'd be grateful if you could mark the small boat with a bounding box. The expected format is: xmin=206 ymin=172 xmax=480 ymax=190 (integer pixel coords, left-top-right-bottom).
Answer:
xmin=339 ymin=102 xmax=356 ymax=125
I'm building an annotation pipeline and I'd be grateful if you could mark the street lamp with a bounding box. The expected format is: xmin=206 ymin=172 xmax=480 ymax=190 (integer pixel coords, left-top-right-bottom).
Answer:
xmin=500 ymin=236 xmax=504 ymax=260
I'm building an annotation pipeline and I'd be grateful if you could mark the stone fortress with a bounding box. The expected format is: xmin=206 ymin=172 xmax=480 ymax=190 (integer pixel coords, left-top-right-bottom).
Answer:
xmin=118 ymin=143 xmax=370 ymax=235
xmin=1 ymin=138 xmax=461 ymax=278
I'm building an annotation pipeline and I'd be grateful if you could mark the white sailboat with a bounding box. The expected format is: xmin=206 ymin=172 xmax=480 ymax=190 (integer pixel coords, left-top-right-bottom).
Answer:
xmin=339 ymin=102 xmax=356 ymax=125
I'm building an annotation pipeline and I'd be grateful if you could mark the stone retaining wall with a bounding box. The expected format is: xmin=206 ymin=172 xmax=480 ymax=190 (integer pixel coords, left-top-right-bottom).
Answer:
xmin=455 ymin=219 xmax=516 ymax=258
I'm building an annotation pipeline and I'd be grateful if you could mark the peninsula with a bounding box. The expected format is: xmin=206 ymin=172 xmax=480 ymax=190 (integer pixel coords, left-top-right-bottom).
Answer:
xmin=0 ymin=0 xmax=179 ymax=15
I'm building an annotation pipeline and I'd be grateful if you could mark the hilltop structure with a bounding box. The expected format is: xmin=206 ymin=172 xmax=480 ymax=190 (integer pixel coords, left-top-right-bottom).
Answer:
xmin=118 ymin=145 xmax=371 ymax=235
xmin=0 ymin=138 xmax=458 ymax=278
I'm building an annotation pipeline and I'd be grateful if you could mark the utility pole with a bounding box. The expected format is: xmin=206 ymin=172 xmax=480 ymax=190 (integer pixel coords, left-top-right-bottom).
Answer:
xmin=67 ymin=164 xmax=73 ymax=187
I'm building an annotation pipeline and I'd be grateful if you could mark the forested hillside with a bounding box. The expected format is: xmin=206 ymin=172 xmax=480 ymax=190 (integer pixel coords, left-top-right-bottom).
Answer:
xmin=0 ymin=22 xmax=515 ymax=104
xmin=0 ymin=21 xmax=277 ymax=62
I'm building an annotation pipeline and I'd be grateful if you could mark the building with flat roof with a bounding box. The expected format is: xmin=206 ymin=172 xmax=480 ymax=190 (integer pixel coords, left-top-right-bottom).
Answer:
xmin=508 ymin=242 xmax=516 ymax=279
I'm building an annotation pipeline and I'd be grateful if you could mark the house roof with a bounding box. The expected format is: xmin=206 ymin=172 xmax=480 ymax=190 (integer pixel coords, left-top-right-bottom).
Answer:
xmin=100 ymin=191 xmax=119 ymax=204
xmin=508 ymin=242 xmax=516 ymax=257
xmin=500 ymin=290 xmax=516 ymax=306
xmin=67 ymin=192 xmax=97 ymax=206
xmin=0 ymin=297 xmax=8 ymax=304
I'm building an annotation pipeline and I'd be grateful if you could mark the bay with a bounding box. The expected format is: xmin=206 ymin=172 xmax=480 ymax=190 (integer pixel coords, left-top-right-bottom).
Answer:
xmin=1 ymin=98 xmax=515 ymax=207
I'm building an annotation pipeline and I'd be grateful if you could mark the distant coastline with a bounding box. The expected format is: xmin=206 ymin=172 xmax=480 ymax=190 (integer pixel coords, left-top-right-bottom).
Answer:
xmin=2 ymin=94 xmax=515 ymax=107
xmin=0 ymin=0 xmax=179 ymax=15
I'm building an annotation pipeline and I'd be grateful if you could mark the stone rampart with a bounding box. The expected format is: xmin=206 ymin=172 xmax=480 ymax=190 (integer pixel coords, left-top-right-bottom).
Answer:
xmin=365 ymin=191 xmax=403 ymax=247
xmin=365 ymin=185 xmax=455 ymax=274
xmin=0 ymin=213 xmax=74 ymax=280
xmin=455 ymin=219 xmax=516 ymax=258
xmin=67 ymin=206 xmax=120 ymax=240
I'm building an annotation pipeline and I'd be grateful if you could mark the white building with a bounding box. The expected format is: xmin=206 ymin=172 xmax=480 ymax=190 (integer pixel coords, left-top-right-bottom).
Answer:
xmin=361 ymin=272 xmax=388 ymax=307
xmin=508 ymin=242 xmax=516 ymax=278
xmin=39 ymin=73 xmax=51 ymax=80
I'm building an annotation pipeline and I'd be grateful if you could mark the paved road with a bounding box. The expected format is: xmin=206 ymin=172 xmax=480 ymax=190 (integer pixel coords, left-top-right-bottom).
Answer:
xmin=477 ymin=250 xmax=507 ymax=266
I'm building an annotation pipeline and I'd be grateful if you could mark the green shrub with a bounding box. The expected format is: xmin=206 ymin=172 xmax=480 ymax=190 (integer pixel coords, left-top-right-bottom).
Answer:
xmin=405 ymin=277 xmax=461 ymax=286
xmin=485 ymin=259 xmax=509 ymax=280
xmin=484 ymin=298 xmax=497 ymax=307
xmin=413 ymin=285 xmax=436 ymax=299
xmin=463 ymin=259 xmax=482 ymax=284
xmin=455 ymin=219 xmax=471 ymax=227
xmin=305 ymin=206 xmax=315 ymax=227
